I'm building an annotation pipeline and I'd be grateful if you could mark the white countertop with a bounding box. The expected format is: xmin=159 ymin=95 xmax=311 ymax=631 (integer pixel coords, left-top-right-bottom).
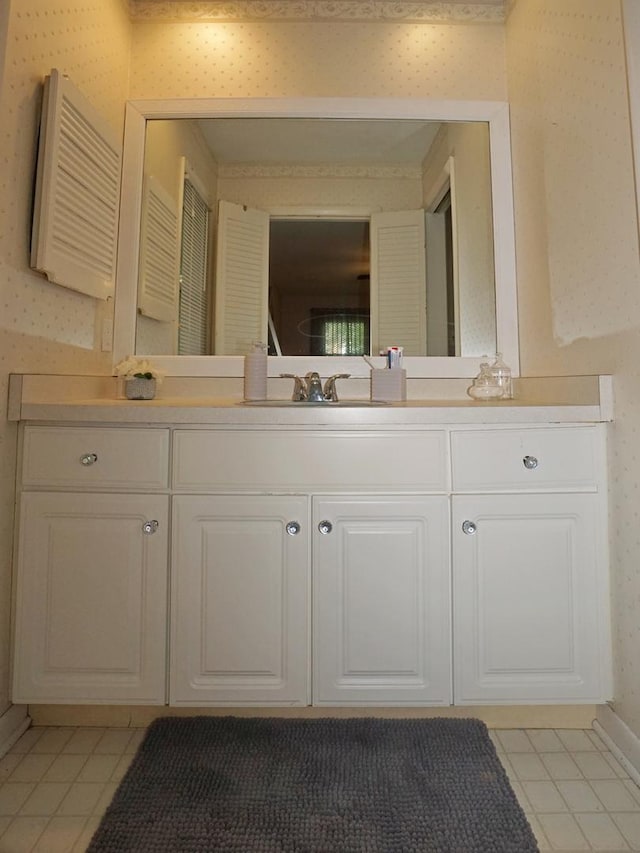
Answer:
xmin=8 ymin=374 xmax=612 ymax=426
xmin=15 ymin=396 xmax=606 ymax=426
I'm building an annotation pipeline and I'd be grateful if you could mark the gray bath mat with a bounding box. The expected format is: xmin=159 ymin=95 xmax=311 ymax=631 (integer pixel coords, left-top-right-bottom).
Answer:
xmin=88 ymin=716 xmax=538 ymax=852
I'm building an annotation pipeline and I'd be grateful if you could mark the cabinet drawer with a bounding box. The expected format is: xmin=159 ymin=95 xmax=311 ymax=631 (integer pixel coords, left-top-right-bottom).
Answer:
xmin=173 ymin=430 xmax=448 ymax=491
xmin=451 ymin=427 xmax=601 ymax=492
xmin=22 ymin=426 xmax=169 ymax=490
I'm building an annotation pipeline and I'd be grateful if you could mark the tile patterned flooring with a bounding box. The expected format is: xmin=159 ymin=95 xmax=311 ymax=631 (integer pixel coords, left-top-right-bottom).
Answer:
xmin=491 ymin=728 xmax=640 ymax=852
xmin=0 ymin=725 xmax=639 ymax=851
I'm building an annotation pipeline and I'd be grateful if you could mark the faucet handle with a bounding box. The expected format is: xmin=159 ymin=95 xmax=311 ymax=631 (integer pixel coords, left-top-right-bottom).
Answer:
xmin=304 ymin=371 xmax=325 ymax=402
xmin=323 ymin=373 xmax=351 ymax=402
xmin=280 ymin=373 xmax=306 ymax=401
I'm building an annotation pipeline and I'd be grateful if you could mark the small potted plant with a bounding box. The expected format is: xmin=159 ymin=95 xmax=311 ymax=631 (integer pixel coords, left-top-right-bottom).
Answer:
xmin=114 ymin=357 xmax=164 ymax=400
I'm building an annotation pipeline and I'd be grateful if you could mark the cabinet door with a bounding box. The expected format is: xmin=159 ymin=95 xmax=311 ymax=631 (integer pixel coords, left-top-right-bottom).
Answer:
xmin=13 ymin=492 xmax=169 ymax=704
xmin=171 ymin=495 xmax=309 ymax=705
xmin=452 ymin=493 xmax=611 ymax=704
xmin=313 ymin=496 xmax=451 ymax=705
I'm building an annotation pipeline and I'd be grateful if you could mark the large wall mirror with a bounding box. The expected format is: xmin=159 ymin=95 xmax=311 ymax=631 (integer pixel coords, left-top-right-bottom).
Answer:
xmin=114 ymin=98 xmax=518 ymax=378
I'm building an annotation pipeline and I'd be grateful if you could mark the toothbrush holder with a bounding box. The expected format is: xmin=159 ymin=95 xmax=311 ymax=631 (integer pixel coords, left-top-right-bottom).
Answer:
xmin=371 ymin=368 xmax=407 ymax=402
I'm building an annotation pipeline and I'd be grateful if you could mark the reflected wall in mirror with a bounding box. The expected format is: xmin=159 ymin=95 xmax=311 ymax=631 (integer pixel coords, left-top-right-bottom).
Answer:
xmin=135 ymin=118 xmax=496 ymax=358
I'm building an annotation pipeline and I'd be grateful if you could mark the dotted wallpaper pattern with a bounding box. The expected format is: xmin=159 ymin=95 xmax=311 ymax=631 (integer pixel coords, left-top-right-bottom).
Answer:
xmin=0 ymin=0 xmax=131 ymax=351
xmin=129 ymin=20 xmax=507 ymax=100
xmin=507 ymin=0 xmax=640 ymax=359
xmin=217 ymin=173 xmax=423 ymax=212
xmin=506 ymin=0 xmax=640 ymax=738
xmin=539 ymin=4 xmax=638 ymax=346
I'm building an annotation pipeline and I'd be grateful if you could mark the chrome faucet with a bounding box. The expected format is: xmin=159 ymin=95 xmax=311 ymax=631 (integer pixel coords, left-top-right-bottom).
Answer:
xmin=322 ymin=373 xmax=351 ymax=402
xmin=280 ymin=373 xmax=307 ymax=401
xmin=280 ymin=372 xmax=351 ymax=402
xmin=304 ymin=372 xmax=325 ymax=402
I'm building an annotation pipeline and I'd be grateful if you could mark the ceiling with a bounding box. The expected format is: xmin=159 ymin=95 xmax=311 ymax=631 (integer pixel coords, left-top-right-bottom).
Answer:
xmin=197 ymin=118 xmax=442 ymax=165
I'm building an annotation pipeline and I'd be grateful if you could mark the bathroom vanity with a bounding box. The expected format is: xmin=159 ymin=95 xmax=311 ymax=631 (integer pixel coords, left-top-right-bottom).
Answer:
xmin=9 ymin=379 xmax=613 ymax=711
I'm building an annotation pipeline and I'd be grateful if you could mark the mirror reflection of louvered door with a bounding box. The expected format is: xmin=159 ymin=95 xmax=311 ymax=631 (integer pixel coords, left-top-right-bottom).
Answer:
xmin=137 ymin=175 xmax=180 ymax=324
xmin=370 ymin=209 xmax=427 ymax=356
xmin=214 ymin=200 xmax=269 ymax=355
xmin=178 ymin=177 xmax=210 ymax=355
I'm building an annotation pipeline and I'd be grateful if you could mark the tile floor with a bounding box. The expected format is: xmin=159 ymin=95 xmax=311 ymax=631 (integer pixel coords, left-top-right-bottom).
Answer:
xmin=0 ymin=725 xmax=639 ymax=851
xmin=0 ymin=726 xmax=144 ymax=852
xmin=490 ymin=728 xmax=640 ymax=852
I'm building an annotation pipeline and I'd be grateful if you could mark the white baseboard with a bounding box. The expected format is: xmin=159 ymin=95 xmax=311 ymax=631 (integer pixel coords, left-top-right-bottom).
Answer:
xmin=0 ymin=704 xmax=30 ymax=757
xmin=594 ymin=704 xmax=640 ymax=787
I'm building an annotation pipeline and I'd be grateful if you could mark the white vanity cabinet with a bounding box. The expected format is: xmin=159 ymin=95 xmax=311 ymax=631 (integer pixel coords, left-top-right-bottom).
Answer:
xmin=12 ymin=426 xmax=170 ymax=704
xmin=170 ymin=494 xmax=310 ymax=705
xmin=11 ymin=419 xmax=611 ymax=709
xmin=450 ymin=426 xmax=611 ymax=704
xmin=170 ymin=428 xmax=450 ymax=706
xmin=312 ymin=495 xmax=451 ymax=705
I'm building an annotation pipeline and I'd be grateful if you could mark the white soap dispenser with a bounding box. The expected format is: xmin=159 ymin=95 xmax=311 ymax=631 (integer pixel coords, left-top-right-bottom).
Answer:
xmin=490 ymin=352 xmax=513 ymax=399
xmin=244 ymin=342 xmax=268 ymax=401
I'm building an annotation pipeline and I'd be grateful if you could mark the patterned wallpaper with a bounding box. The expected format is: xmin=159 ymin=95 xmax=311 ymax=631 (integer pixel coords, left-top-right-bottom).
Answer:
xmin=0 ymin=0 xmax=131 ymax=350
xmin=507 ymin=0 xmax=640 ymax=372
xmin=129 ymin=20 xmax=506 ymax=100
xmin=506 ymin=1 xmax=640 ymax=737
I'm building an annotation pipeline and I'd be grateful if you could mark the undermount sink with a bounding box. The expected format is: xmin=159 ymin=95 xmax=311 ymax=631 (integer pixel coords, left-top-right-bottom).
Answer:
xmin=239 ymin=399 xmax=389 ymax=407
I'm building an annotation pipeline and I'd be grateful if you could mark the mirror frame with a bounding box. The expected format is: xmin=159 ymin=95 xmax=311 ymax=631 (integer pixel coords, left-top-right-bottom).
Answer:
xmin=114 ymin=97 xmax=519 ymax=378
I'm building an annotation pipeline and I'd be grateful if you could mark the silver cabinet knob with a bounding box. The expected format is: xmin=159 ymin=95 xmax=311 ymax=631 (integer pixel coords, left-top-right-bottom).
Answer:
xmin=318 ymin=520 xmax=333 ymax=535
xmin=142 ymin=520 xmax=159 ymax=535
xmin=80 ymin=453 xmax=98 ymax=466
xmin=462 ymin=520 xmax=477 ymax=535
xmin=523 ymin=455 xmax=539 ymax=470
xmin=286 ymin=521 xmax=301 ymax=536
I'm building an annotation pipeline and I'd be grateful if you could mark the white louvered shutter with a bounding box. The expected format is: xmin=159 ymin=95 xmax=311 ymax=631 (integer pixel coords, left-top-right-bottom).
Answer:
xmin=214 ymin=200 xmax=269 ymax=356
xmin=137 ymin=175 xmax=180 ymax=323
xmin=370 ymin=210 xmax=427 ymax=356
xmin=178 ymin=179 xmax=210 ymax=355
xmin=30 ymin=69 xmax=121 ymax=300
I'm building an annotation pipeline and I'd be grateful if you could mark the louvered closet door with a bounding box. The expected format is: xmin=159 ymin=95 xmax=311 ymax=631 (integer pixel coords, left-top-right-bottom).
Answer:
xmin=30 ymin=68 xmax=122 ymax=300
xmin=214 ymin=200 xmax=269 ymax=355
xmin=370 ymin=209 xmax=427 ymax=355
